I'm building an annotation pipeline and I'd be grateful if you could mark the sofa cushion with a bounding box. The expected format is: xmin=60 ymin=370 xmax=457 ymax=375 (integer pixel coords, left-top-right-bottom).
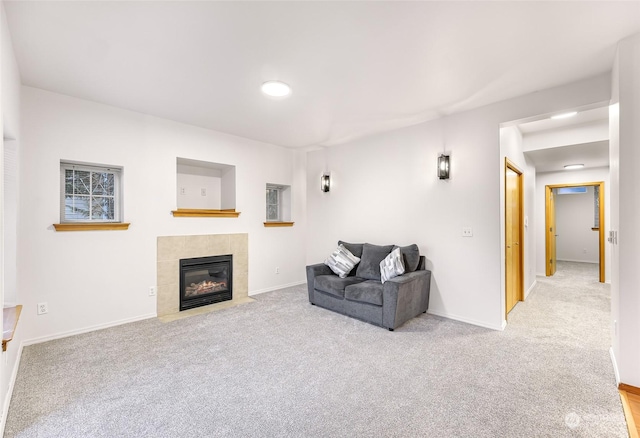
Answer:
xmin=345 ymin=281 xmax=384 ymax=306
xmin=393 ymin=244 xmax=421 ymax=272
xmin=338 ymin=241 xmax=364 ymax=258
xmin=315 ymin=275 xmax=365 ymax=298
xmin=380 ymin=247 xmax=405 ymax=284
xmin=324 ymin=244 xmax=361 ymax=278
xmin=356 ymin=243 xmax=394 ymax=280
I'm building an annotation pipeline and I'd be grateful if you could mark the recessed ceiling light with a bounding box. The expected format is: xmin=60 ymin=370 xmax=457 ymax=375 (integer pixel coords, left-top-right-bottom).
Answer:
xmin=551 ymin=111 xmax=578 ymax=120
xmin=261 ymin=81 xmax=291 ymax=97
xmin=564 ymin=164 xmax=584 ymax=170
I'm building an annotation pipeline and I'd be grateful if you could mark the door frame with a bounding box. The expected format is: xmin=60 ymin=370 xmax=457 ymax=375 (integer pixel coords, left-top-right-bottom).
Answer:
xmin=544 ymin=181 xmax=605 ymax=283
xmin=505 ymin=158 xmax=524 ymax=318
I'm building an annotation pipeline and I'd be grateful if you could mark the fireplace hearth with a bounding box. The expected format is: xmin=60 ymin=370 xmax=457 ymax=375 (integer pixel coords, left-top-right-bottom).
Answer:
xmin=180 ymin=255 xmax=232 ymax=311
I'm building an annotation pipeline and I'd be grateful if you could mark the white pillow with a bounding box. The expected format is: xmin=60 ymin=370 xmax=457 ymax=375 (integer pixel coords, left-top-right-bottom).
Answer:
xmin=380 ymin=247 xmax=405 ymax=284
xmin=324 ymin=244 xmax=361 ymax=278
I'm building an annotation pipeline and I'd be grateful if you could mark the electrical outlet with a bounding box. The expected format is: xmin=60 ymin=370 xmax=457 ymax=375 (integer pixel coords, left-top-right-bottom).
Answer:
xmin=583 ymin=249 xmax=587 ymax=254
xmin=201 ymin=188 xmax=206 ymax=196
xmin=462 ymin=227 xmax=473 ymax=237
xmin=275 ymin=267 xmax=280 ymax=274
xmin=149 ymin=286 xmax=157 ymax=296
xmin=180 ymin=187 xmax=186 ymax=195
xmin=37 ymin=302 xmax=48 ymax=315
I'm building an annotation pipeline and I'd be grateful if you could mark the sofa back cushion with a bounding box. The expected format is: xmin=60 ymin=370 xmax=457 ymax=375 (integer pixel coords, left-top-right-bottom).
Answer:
xmin=393 ymin=244 xmax=421 ymax=272
xmin=338 ymin=241 xmax=364 ymax=258
xmin=356 ymin=243 xmax=394 ymax=281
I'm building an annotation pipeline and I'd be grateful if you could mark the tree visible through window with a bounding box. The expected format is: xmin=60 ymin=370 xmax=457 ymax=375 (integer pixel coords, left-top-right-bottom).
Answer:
xmin=61 ymin=162 xmax=122 ymax=222
xmin=266 ymin=186 xmax=281 ymax=222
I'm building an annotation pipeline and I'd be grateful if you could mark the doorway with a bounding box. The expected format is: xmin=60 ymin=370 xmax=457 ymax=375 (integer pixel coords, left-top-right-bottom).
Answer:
xmin=545 ymin=182 xmax=605 ymax=283
xmin=505 ymin=159 xmax=524 ymax=316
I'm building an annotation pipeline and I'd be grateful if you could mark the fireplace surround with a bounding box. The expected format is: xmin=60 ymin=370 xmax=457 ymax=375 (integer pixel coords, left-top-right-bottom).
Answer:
xmin=157 ymin=233 xmax=249 ymax=318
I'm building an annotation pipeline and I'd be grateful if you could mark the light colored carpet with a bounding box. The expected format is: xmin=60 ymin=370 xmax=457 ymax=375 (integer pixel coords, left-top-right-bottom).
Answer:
xmin=4 ymin=261 xmax=625 ymax=437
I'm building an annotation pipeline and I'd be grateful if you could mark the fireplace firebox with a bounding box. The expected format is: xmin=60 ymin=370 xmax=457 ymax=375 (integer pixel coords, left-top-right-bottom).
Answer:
xmin=180 ymin=255 xmax=232 ymax=311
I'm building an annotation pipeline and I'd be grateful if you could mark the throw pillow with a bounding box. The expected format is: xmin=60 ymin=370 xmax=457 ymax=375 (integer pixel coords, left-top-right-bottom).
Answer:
xmin=356 ymin=243 xmax=394 ymax=281
xmin=393 ymin=244 xmax=421 ymax=272
xmin=380 ymin=247 xmax=406 ymax=284
xmin=324 ymin=244 xmax=361 ymax=278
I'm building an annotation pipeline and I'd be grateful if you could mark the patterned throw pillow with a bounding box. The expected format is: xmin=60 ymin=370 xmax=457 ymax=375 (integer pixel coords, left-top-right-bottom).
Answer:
xmin=380 ymin=247 xmax=405 ymax=284
xmin=324 ymin=245 xmax=361 ymax=278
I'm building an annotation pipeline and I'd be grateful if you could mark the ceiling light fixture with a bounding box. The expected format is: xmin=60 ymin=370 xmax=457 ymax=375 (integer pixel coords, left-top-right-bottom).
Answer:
xmin=551 ymin=111 xmax=578 ymax=120
xmin=564 ymin=164 xmax=584 ymax=170
xmin=261 ymin=81 xmax=291 ymax=97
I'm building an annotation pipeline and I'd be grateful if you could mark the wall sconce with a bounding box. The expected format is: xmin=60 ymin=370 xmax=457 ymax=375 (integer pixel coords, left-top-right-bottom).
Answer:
xmin=438 ymin=154 xmax=450 ymax=180
xmin=321 ymin=173 xmax=331 ymax=192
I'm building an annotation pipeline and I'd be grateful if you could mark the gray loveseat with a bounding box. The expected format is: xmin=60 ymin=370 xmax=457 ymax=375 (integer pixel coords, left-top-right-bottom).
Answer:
xmin=306 ymin=241 xmax=431 ymax=331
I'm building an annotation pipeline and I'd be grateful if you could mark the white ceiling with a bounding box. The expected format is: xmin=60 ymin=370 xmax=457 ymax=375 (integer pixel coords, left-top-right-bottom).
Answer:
xmin=524 ymin=141 xmax=609 ymax=173
xmin=5 ymin=1 xmax=640 ymax=148
xmin=518 ymin=106 xmax=610 ymax=173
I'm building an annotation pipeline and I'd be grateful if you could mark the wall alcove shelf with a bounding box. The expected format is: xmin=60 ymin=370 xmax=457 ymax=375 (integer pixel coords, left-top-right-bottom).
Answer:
xmin=3 ymin=305 xmax=22 ymax=352
xmin=263 ymin=222 xmax=294 ymax=227
xmin=171 ymin=209 xmax=241 ymax=218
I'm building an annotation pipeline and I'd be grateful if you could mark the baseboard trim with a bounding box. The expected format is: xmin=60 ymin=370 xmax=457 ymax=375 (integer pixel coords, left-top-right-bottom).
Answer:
xmin=556 ymin=259 xmax=598 ymax=264
xmin=524 ymin=280 xmax=537 ymax=299
xmin=22 ymin=313 xmax=157 ymax=347
xmin=0 ymin=341 xmax=24 ymax=437
xmin=610 ymin=347 xmax=620 ymax=385
xmin=426 ymin=309 xmax=504 ymax=331
xmin=620 ymin=383 xmax=640 ymax=397
xmin=250 ymin=281 xmax=306 ymax=296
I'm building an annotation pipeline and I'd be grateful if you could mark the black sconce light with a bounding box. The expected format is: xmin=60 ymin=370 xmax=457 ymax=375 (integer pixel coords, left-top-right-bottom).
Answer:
xmin=321 ymin=173 xmax=331 ymax=192
xmin=438 ymin=154 xmax=450 ymax=180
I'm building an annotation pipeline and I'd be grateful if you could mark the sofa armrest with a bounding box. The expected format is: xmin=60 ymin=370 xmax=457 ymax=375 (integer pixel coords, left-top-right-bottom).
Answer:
xmin=306 ymin=263 xmax=334 ymax=304
xmin=382 ymin=270 xmax=431 ymax=330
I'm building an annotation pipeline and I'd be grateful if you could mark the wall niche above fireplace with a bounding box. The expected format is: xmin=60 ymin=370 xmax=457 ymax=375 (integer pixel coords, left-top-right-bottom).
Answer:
xmin=173 ymin=158 xmax=239 ymax=217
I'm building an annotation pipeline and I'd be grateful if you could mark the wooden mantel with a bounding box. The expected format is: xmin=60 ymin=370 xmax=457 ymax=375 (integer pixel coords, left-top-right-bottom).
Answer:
xmin=171 ymin=209 xmax=241 ymax=218
xmin=3 ymin=305 xmax=22 ymax=352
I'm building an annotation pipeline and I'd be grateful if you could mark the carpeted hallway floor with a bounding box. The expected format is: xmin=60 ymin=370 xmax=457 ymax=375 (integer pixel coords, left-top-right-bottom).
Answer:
xmin=4 ymin=261 xmax=626 ymax=437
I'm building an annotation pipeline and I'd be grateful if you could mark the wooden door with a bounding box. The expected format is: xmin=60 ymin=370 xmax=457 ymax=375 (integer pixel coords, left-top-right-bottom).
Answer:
xmin=505 ymin=161 xmax=523 ymax=316
xmin=545 ymin=187 xmax=557 ymax=276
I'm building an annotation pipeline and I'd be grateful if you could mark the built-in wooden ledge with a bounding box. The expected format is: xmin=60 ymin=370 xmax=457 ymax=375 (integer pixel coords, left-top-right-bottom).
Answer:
xmin=53 ymin=223 xmax=130 ymax=231
xmin=3 ymin=305 xmax=22 ymax=352
xmin=264 ymin=222 xmax=294 ymax=227
xmin=171 ymin=209 xmax=241 ymax=218
xmin=592 ymin=227 xmax=600 ymax=231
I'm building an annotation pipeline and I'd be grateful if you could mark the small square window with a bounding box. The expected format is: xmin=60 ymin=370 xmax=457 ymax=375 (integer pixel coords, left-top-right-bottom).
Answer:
xmin=60 ymin=161 xmax=123 ymax=223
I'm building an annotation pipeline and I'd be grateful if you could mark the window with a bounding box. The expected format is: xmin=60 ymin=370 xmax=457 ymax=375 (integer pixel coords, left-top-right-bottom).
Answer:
xmin=60 ymin=161 xmax=122 ymax=222
xmin=266 ymin=185 xmax=282 ymax=222
xmin=265 ymin=183 xmax=291 ymax=223
xmin=557 ymin=186 xmax=587 ymax=195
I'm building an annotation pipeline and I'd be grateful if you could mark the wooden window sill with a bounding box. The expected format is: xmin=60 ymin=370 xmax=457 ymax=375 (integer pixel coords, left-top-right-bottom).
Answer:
xmin=264 ymin=222 xmax=294 ymax=227
xmin=3 ymin=305 xmax=22 ymax=352
xmin=171 ymin=209 xmax=241 ymax=218
xmin=53 ymin=223 xmax=130 ymax=231
xmin=592 ymin=227 xmax=600 ymax=231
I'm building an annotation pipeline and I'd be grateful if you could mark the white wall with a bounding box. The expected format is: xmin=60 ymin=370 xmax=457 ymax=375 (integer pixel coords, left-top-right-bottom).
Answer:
xmin=523 ymin=120 xmax=608 ymax=151
xmin=307 ymin=74 xmax=611 ymax=330
xmin=534 ymin=168 xmax=610 ymax=279
xmin=555 ymin=186 xmax=599 ymax=264
xmin=610 ymin=33 xmax=640 ymax=388
xmin=0 ymin=2 xmax=22 ymax=432
xmin=18 ymin=86 xmax=307 ymax=343
xmin=176 ymin=164 xmax=222 ymax=210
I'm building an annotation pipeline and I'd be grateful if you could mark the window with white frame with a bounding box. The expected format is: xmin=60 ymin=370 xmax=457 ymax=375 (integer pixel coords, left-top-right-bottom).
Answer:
xmin=265 ymin=184 xmax=291 ymax=222
xmin=60 ymin=161 xmax=123 ymax=222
